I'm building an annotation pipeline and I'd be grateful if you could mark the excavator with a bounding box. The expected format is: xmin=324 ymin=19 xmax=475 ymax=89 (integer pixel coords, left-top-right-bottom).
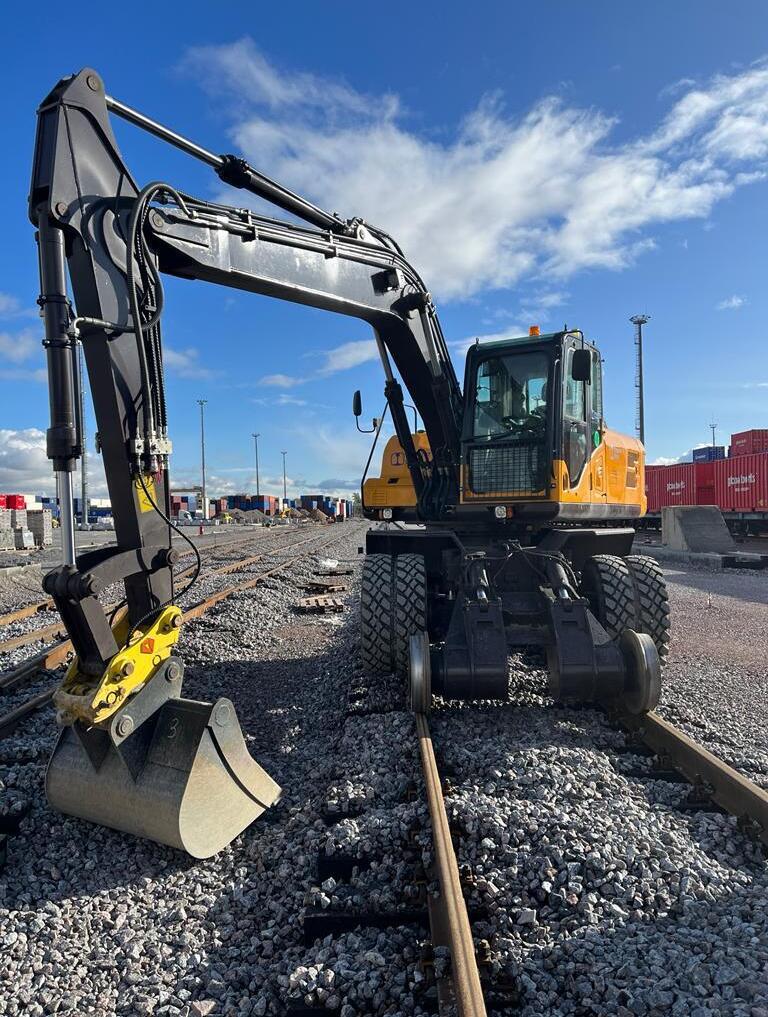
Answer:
xmin=30 ymin=68 xmax=669 ymax=858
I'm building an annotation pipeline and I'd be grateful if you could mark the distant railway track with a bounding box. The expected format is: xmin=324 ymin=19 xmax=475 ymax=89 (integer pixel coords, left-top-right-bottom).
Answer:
xmin=0 ymin=528 xmax=301 ymax=630
xmin=0 ymin=524 xmax=357 ymax=739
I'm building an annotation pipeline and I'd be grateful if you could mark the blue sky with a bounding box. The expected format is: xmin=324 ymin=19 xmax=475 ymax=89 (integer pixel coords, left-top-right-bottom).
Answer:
xmin=2 ymin=1 xmax=768 ymax=497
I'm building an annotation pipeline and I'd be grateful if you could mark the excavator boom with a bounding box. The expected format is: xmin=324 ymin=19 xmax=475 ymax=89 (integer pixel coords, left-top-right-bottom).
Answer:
xmin=29 ymin=67 xmax=473 ymax=856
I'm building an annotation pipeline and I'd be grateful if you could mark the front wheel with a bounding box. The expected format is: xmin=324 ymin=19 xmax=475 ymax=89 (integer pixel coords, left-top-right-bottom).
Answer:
xmin=625 ymin=555 xmax=671 ymax=663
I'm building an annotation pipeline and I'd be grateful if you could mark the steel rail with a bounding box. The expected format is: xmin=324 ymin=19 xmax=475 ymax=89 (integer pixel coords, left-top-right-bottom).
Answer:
xmin=0 ymin=527 xmax=271 ymax=630
xmin=416 ymin=713 xmax=487 ymax=1017
xmin=0 ymin=526 xmax=355 ymax=736
xmin=0 ymin=601 xmax=57 ymax=628
xmin=622 ymin=710 xmax=768 ymax=847
xmin=0 ymin=528 xmax=322 ymax=660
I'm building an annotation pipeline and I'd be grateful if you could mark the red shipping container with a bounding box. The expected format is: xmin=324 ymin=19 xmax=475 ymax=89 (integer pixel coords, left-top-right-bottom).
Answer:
xmin=7 ymin=494 xmax=25 ymax=509
xmin=0 ymin=495 xmax=6 ymax=508
xmin=730 ymin=429 xmax=768 ymax=457
xmin=645 ymin=464 xmax=696 ymax=512
xmin=713 ymin=453 xmax=768 ymax=512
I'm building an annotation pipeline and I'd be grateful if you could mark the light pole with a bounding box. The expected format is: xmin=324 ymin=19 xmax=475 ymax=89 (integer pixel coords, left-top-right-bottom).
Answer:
xmin=630 ymin=314 xmax=650 ymax=446
xmin=252 ymin=432 xmax=260 ymax=496
xmin=710 ymin=422 xmax=717 ymax=448
xmin=197 ymin=399 xmax=208 ymax=520
xmin=281 ymin=450 xmax=287 ymax=505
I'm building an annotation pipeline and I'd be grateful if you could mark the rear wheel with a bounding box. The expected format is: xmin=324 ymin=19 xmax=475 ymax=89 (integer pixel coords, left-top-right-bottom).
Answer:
xmin=360 ymin=554 xmax=395 ymax=675
xmin=625 ymin=555 xmax=671 ymax=662
xmin=394 ymin=554 xmax=427 ymax=674
xmin=360 ymin=553 xmax=428 ymax=676
xmin=581 ymin=555 xmax=636 ymax=639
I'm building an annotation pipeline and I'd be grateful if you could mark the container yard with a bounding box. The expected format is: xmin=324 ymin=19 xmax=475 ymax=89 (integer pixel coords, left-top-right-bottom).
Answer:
xmin=644 ymin=431 xmax=768 ymax=534
xmin=2 ymin=16 xmax=768 ymax=1017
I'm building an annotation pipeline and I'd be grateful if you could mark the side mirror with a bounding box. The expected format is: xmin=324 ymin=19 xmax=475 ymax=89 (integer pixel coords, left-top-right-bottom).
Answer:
xmin=352 ymin=390 xmax=362 ymax=417
xmin=571 ymin=349 xmax=591 ymax=383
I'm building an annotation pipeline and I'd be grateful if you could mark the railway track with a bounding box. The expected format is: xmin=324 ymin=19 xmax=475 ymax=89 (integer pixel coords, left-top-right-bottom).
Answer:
xmin=408 ymin=702 xmax=768 ymax=1016
xmin=1 ymin=526 xmax=765 ymax=1013
xmin=0 ymin=523 xmax=357 ymax=739
xmin=0 ymin=523 xmax=304 ymax=637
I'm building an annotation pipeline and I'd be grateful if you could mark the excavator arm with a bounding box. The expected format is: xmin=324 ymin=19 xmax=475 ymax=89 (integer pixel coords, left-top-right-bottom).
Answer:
xmin=28 ymin=67 xmax=465 ymax=856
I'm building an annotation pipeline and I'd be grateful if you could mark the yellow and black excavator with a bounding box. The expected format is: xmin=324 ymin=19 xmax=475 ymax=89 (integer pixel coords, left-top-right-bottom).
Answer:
xmin=362 ymin=328 xmax=645 ymax=523
xmin=30 ymin=68 xmax=669 ymax=858
xmin=355 ymin=325 xmax=667 ymax=714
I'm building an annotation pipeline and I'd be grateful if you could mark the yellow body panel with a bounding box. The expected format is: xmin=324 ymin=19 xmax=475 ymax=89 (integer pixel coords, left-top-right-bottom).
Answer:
xmin=363 ymin=432 xmax=431 ymax=509
xmin=364 ymin=428 xmax=646 ymax=515
xmin=550 ymin=428 xmax=646 ymax=514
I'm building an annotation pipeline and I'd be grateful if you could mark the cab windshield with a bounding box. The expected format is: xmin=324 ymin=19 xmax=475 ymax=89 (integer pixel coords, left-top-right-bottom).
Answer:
xmin=472 ymin=350 xmax=549 ymax=439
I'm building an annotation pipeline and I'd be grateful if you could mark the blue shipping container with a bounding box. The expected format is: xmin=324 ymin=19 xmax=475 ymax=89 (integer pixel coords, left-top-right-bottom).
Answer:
xmin=692 ymin=446 xmax=725 ymax=462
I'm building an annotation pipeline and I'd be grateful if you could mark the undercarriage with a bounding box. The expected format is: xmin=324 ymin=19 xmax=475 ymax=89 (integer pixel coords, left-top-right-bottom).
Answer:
xmin=361 ymin=525 xmax=670 ymax=715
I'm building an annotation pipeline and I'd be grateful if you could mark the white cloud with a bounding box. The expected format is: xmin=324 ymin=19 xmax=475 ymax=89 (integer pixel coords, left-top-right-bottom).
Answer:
xmin=0 ymin=293 xmax=22 ymax=316
xmin=258 ymin=372 xmax=304 ymax=388
xmin=182 ymin=44 xmax=768 ymax=300
xmin=449 ymin=324 xmax=527 ymax=357
xmin=0 ymin=328 xmax=41 ymax=364
xmin=649 ymin=443 xmax=711 ymax=466
xmin=259 ymin=338 xmax=378 ymax=388
xmin=716 ymin=294 xmax=746 ymax=310
xmin=275 ymin=394 xmax=308 ymax=406
xmin=163 ymin=346 xmax=216 ymax=379
xmin=0 ymin=428 xmax=53 ymax=494
xmin=315 ymin=339 xmax=378 ymax=375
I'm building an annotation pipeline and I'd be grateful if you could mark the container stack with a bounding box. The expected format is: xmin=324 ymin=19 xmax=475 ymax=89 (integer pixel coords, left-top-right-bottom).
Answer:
xmin=730 ymin=429 xmax=768 ymax=457
xmin=646 ymin=453 xmax=768 ymax=514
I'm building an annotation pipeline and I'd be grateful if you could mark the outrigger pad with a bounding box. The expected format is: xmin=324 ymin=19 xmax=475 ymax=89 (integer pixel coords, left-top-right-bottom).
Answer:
xmin=45 ymin=669 xmax=281 ymax=858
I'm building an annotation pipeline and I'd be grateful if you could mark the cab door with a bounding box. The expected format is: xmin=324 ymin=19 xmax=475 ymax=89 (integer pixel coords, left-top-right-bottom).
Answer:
xmin=588 ymin=351 xmax=606 ymax=501
xmin=562 ymin=344 xmax=590 ymax=488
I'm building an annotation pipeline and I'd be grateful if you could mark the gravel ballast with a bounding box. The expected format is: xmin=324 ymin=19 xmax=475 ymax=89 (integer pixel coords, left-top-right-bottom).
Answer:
xmin=1 ymin=537 xmax=767 ymax=1015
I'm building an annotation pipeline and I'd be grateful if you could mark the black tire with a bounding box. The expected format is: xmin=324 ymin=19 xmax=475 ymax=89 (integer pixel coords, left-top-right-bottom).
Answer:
xmin=625 ymin=555 xmax=671 ymax=662
xmin=581 ymin=555 xmax=636 ymax=639
xmin=394 ymin=555 xmax=428 ymax=674
xmin=360 ymin=554 xmax=395 ymax=675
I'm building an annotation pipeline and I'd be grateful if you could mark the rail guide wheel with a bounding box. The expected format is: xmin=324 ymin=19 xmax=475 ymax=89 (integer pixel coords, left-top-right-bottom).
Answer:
xmin=408 ymin=630 xmax=432 ymax=714
xmin=620 ymin=629 xmax=661 ymax=715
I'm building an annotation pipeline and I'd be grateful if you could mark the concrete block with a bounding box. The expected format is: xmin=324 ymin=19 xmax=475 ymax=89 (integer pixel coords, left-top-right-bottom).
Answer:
xmin=27 ymin=509 xmax=53 ymax=546
xmin=13 ymin=528 xmax=35 ymax=550
xmin=0 ymin=528 xmax=14 ymax=551
xmin=661 ymin=505 xmax=735 ymax=553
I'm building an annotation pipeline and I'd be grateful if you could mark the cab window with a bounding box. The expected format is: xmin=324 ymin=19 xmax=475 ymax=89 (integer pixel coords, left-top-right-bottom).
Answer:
xmin=473 ymin=350 xmax=549 ymax=439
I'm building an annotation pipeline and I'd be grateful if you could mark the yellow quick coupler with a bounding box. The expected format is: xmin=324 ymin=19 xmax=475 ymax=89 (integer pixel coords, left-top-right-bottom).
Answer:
xmin=53 ymin=605 xmax=183 ymax=727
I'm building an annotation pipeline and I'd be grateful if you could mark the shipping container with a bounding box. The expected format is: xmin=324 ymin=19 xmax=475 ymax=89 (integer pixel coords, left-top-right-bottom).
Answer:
xmin=730 ymin=429 xmax=768 ymax=457
xmin=692 ymin=445 xmax=725 ymax=463
xmin=712 ymin=453 xmax=768 ymax=513
xmin=645 ymin=464 xmax=694 ymax=511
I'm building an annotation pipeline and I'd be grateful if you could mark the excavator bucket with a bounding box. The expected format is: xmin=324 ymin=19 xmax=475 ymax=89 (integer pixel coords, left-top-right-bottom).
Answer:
xmin=45 ymin=660 xmax=280 ymax=858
